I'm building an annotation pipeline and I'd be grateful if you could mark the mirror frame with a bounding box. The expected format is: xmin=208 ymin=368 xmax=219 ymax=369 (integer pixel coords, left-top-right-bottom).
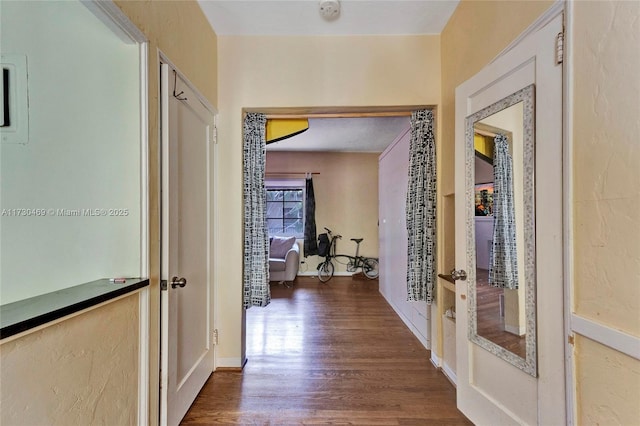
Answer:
xmin=464 ymin=84 xmax=537 ymax=377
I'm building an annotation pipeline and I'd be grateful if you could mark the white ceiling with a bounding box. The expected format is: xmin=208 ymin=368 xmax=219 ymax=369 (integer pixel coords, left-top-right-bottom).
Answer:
xmin=199 ymin=0 xmax=459 ymax=36
xmin=266 ymin=117 xmax=410 ymax=152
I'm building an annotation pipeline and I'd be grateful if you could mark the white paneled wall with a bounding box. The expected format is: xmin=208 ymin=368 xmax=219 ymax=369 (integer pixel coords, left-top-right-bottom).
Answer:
xmin=378 ymin=125 xmax=430 ymax=348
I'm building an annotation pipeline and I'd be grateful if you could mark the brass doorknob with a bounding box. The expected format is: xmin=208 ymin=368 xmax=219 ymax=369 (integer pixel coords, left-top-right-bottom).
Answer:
xmin=450 ymin=269 xmax=467 ymax=281
xmin=171 ymin=276 xmax=187 ymax=289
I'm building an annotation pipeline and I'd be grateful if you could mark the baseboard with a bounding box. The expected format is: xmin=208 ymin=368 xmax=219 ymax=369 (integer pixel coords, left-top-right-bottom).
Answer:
xmin=505 ymin=324 xmax=526 ymax=336
xmin=214 ymin=366 xmax=243 ymax=372
xmin=442 ymin=362 xmax=457 ymax=387
xmin=297 ymin=271 xmax=353 ymax=277
xmin=430 ymin=352 xmax=442 ymax=369
xmin=216 ymin=357 xmax=243 ymax=368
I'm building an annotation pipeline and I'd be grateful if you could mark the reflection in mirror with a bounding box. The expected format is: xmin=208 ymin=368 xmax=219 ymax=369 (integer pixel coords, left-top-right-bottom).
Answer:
xmin=465 ymin=84 xmax=537 ymax=376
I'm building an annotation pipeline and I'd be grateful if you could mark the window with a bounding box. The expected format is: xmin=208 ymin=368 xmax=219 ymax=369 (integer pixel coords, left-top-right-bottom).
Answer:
xmin=266 ymin=180 xmax=304 ymax=237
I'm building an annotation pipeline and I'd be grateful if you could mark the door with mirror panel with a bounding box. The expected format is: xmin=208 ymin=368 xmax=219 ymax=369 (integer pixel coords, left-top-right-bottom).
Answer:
xmin=454 ymin=10 xmax=565 ymax=425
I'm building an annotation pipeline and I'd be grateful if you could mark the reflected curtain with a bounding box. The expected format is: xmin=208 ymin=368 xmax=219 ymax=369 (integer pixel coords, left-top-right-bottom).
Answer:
xmin=303 ymin=176 xmax=318 ymax=256
xmin=489 ymin=134 xmax=519 ymax=289
xmin=406 ymin=109 xmax=436 ymax=303
xmin=243 ymin=113 xmax=271 ymax=308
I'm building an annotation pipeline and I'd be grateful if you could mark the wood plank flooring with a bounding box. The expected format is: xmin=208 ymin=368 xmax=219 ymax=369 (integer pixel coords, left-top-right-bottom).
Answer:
xmin=475 ymin=269 xmax=526 ymax=359
xmin=182 ymin=277 xmax=472 ymax=425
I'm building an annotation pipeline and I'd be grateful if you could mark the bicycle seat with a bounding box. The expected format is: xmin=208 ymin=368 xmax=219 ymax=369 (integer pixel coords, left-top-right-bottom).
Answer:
xmin=351 ymin=238 xmax=363 ymax=244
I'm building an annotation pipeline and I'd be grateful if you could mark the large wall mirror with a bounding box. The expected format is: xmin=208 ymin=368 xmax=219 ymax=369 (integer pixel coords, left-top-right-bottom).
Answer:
xmin=465 ymin=84 xmax=537 ymax=376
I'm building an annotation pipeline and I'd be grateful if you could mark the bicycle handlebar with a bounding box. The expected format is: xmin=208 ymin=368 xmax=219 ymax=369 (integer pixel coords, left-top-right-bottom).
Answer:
xmin=324 ymin=227 xmax=341 ymax=238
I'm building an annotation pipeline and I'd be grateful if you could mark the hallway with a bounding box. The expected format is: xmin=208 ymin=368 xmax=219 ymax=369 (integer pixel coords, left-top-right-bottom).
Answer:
xmin=182 ymin=277 xmax=471 ymax=425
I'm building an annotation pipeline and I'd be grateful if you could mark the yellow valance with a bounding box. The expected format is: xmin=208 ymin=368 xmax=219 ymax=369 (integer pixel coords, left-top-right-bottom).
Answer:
xmin=474 ymin=133 xmax=494 ymax=161
xmin=266 ymin=119 xmax=309 ymax=144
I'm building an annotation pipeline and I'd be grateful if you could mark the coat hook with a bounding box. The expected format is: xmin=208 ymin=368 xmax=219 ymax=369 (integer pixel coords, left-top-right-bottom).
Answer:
xmin=173 ymin=70 xmax=187 ymax=101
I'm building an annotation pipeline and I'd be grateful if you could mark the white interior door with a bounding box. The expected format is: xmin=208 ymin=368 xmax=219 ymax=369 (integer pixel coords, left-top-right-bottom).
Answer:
xmin=160 ymin=63 xmax=215 ymax=426
xmin=454 ymin=10 xmax=565 ymax=425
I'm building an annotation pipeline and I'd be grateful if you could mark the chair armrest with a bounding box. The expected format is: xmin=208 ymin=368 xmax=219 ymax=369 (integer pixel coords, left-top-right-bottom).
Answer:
xmin=283 ymin=243 xmax=300 ymax=279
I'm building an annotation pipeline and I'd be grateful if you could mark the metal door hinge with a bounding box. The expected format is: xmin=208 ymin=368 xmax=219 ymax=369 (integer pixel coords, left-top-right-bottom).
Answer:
xmin=161 ymin=280 xmax=168 ymax=291
xmin=568 ymin=334 xmax=575 ymax=345
xmin=213 ymin=125 xmax=218 ymax=144
xmin=213 ymin=329 xmax=219 ymax=345
xmin=555 ymin=31 xmax=564 ymax=65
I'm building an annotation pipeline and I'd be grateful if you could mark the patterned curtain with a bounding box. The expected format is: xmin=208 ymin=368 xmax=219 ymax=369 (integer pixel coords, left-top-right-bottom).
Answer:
xmin=303 ymin=176 xmax=318 ymax=257
xmin=243 ymin=113 xmax=271 ymax=308
xmin=406 ymin=110 xmax=436 ymax=303
xmin=489 ymin=134 xmax=519 ymax=289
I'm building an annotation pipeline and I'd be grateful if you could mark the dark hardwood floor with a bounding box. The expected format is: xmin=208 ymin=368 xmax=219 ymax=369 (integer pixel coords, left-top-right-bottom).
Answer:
xmin=182 ymin=276 xmax=471 ymax=425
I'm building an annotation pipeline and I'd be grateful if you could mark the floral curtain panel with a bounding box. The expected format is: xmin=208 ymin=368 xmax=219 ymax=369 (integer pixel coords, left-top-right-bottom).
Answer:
xmin=406 ymin=109 xmax=436 ymax=304
xmin=243 ymin=113 xmax=271 ymax=308
xmin=489 ymin=134 xmax=519 ymax=289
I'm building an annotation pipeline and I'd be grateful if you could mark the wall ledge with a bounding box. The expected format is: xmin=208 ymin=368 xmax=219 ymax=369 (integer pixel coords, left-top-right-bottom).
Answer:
xmin=0 ymin=278 xmax=149 ymax=340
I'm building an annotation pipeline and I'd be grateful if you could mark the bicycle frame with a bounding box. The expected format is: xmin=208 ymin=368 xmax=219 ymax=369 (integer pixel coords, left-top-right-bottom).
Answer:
xmin=317 ymin=228 xmax=378 ymax=282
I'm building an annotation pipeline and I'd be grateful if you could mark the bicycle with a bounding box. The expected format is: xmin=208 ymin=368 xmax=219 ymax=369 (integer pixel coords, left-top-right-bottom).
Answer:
xmin=317 ymin=227 xmax=379 ymax=282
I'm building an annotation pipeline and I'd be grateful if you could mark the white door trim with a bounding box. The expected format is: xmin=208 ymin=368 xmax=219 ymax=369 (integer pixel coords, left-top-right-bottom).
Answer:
xmin=158 ymin=53 xmax=217 ymax=116
xmin=563 ymin=3 xmax=576 ymax=424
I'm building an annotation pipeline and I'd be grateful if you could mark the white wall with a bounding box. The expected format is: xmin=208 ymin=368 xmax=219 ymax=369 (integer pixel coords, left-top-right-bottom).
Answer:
xmin=0 ymin=1 xmax=141 ymax=304
xmin=378 ymin=126 xmax=430 ymax=348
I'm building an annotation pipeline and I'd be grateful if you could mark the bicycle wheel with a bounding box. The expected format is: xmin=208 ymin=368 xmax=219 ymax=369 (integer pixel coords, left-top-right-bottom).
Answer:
xmin=318 ymin=261 xmax=334 ymax=282
xmin=362 ymin=258 xmax=379 ymax=279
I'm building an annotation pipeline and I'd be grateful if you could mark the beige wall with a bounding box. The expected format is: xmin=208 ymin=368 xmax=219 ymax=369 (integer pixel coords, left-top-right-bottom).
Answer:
xmin=218 ymin=34 xmax=441 ymax=364
xmin=572 ymin=0 xmax=640 ymax=337
xmin=113 ymin=1 xmax=217 ymax=422
xmin=0 ymin=294 xmax=140 ymax=426
xmin=571 ymin=0 xmax=640 ymax=422
xmin=266 ymin=151 xmax=380 ymax=274
xmin=575 ymin=335 xmax=640 ymax=424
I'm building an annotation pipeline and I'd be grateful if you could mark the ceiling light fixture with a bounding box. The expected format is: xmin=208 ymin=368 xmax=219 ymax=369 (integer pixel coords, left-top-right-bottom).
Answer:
xmin=319 ymin=0 xmax=340 ymax=21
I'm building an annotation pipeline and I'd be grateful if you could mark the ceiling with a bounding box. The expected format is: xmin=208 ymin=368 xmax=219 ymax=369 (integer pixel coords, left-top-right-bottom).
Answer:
xmin=198 ymin=0 xmax=459 ymax=36
xmin=199 ymin=1 xmax=455 ymax=152
xmin=266 ymin=117 xmax=410 ymax=152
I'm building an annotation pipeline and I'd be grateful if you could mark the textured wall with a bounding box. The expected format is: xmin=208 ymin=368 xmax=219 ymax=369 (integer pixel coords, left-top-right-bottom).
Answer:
xmin=575 ymin=335 xmax=640 ymax=424
xmin=571 ymin=0 xmax=640 ymax=422
xmin=572 ymin=0 xmax=640 ymax=336
xmin=217 ymin=34 xmax=441 ymax=365
xmin=0 ymin=294 xmax=140 ymax=425
xmin=113 ymin=2 xmax=218 ymax=423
